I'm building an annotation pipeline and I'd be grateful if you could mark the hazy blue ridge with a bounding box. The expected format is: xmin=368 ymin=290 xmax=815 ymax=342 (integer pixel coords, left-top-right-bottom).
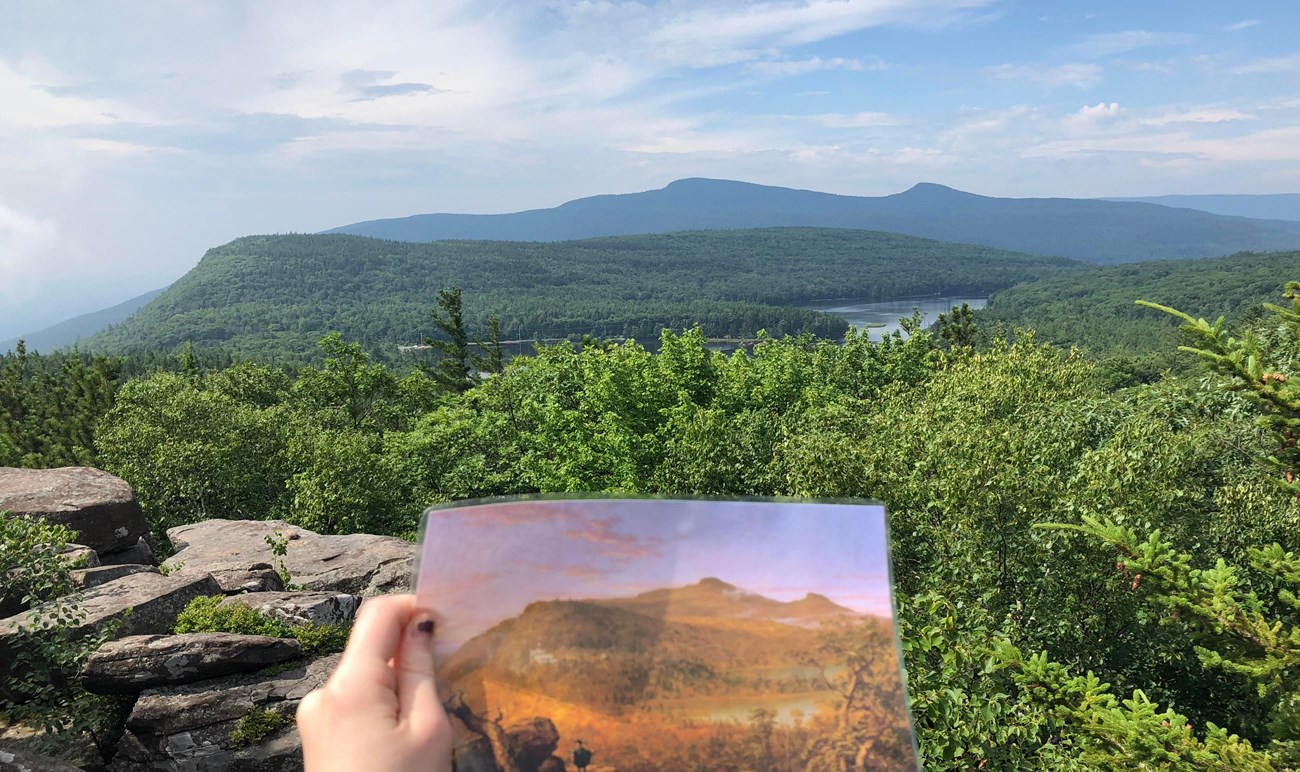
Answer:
xmin=324 ymin=178 xmax=1300 ymax=265
xmin=2 ymin=287 xmax=167 ymax=354
xmin=1103 ymin=194 xmax=1300 ymax=223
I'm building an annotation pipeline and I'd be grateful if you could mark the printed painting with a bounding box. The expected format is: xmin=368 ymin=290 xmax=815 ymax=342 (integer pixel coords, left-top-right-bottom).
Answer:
xmin=415 ymin=498 xmax=918 ymax=771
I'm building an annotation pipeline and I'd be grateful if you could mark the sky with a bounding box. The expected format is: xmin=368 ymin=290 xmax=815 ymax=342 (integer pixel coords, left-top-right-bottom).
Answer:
xmin=413 ymin=498 xmax=894 ymax=650
xmin=2 ymin=0 xmax=1299 ymax=338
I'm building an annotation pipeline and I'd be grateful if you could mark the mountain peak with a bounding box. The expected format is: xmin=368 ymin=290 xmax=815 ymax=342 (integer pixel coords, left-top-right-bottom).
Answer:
xmin=695 ymin=577 xmax=737 ymax=591
xmin=663 ymin=177 xmax=749 ymax=189
xmin=899 ymin=182 xmax=968 ymax=198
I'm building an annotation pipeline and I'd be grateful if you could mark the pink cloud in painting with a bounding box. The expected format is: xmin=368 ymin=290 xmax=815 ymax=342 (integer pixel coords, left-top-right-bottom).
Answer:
xmin=415 ymin=498 xmax=894 ymax=648
xmin=564 ymin=517 xmax=666 ymax=559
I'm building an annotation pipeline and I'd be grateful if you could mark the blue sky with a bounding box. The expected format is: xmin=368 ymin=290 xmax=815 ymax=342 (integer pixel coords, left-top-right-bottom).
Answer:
xmin=415 ymin=499 xmax=893 ymax=649
xmin=2 ymin=0 xmax=1299 ymax=338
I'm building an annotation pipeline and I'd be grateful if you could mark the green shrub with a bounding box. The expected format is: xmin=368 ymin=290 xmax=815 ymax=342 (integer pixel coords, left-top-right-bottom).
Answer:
xmin=1 ymin=513 xmax=78 ymax=605
xmin=1 ymin=513 xmax=128 ymax=758
xmin=228 ymin=707 xmax=290 ymax=748
xmin=173 ymin=596 xmax=349 ymax=655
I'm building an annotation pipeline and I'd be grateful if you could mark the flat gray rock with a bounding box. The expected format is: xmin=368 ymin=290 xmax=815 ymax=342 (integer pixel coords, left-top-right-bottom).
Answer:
xmin=219 ymin=592 xmax=359 ymax=628
xmin=164 ymin=520 xmax=414 ymax=597
xmin=0 ymin=572 xmax=222 ymax=688
xmin=207 ymin=565 xmax=285 ymax=595
xmin=70 ymin=564 xmax=158 ymax=591
xmin=83 ymin=633 xmax=301 ymax=694
xmin=0 ymin=468 xmax=147 ymax=555
xmin=111 ymin=655 xmax=339 ymax=772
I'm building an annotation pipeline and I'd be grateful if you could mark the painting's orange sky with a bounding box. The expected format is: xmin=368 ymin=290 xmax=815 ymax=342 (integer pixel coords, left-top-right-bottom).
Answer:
xmin=415 ymin=498 xmax=894 ymax=650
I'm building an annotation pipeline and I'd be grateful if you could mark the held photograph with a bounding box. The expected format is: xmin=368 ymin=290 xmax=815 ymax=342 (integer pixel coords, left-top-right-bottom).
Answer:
xmin=415 ymin=498 xmax=918 ymax=772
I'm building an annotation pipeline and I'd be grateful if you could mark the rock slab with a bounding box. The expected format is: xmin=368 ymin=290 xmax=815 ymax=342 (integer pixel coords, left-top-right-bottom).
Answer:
xmin=0 ymin=572 xmax=222 ymax=687
xmin=83 ymin=633 xmax=302 ymax=694
xmin=164 ymin=520 xmax=414 ymax=597
xmin=111 ymin=654 xmax=339 ymax=772
xmin=219 ymin=592 xmax=358 ymax=628
xmin=0 ymin=468 xmax=147 ymax=556
xmin=70 ymin=564 xmax=158 ymax=591
xmin=208 ymin=566 xmax=285 ymax=595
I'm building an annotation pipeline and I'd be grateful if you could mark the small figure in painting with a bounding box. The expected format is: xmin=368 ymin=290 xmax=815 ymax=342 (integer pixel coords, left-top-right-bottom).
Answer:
xmin=572 ymin=739 xmax=593 ymax=770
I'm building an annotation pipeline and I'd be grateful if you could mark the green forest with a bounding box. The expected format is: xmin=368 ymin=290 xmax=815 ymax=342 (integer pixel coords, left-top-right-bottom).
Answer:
xmin=978 ymin=250 xmax=1300 ymax=374
xmin=82 ymin=228 xmax=1077 ymax=361
xmin=3 ymin=269 xmax=1299 ymax=768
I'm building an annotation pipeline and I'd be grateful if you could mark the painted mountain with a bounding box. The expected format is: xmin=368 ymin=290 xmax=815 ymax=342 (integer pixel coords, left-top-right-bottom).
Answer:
xmin=439 ymin=578 xmax=915 ymax=771
xmin=326 ymin=177 xmax=1300 ymax=265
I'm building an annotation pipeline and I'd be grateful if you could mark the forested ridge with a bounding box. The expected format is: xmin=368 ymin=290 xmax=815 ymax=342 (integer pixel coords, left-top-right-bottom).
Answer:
xmin=82 ymin=228 xmax=1077 ymax=360
xmin=978 ymin=250 xmax=1298 ymax=373
xmin=5 ymin=276 xmax=1300 ymax=768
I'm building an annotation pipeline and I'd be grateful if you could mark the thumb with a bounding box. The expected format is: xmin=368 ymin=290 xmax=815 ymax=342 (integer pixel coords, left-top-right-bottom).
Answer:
xmin=394 ymin=610 xmax=448 ymax=741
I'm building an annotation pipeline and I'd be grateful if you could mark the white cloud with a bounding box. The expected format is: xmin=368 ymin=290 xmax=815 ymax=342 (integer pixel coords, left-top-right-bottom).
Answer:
xmin=987 ymin=62 xmax=1102 ymax=89
xmin=1234 ymin=54 xmax=1300 ymax=74
xmin=747 ymin=56 xmax=879 ymax=76
xmin=1076 ymin=102 xmax=1121 ymax=119
xmin=72 ymin=138 xmax=179 ymax=157
xmin=1058 ymin=102 xmax=1123 ymax=134
xmin=0 ymin=203 xmax=63 ymax=301
xmin=1225 ymin=19 xmax=1259 ymax=32
xmin=650 ymin=0 xmax=999 ymax=59
xmin=1022 ymin=124 xmax=1300 ymax=163
xmin=1141 ymin=107 xmax=1254 ymax=125
xmin=805 ymin=111 xmax=907 ymax=128
xmin=0 ymin=60 xmax=141 ymax=131
xmin=1070 ymin=30 xmax=1196 ymax=58
xmin=1126 ymin=61 xmax=1177 ymax=76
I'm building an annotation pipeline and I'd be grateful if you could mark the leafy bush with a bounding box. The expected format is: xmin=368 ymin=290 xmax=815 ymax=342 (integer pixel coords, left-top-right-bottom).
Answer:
xmin=172 ymin=595 xmax=349 ymax=655
xmin=1 ymin=513 xmax=78 ymax=606
xmin=228 ymin=707 xmax=290 ymax=748
xmin=1 ymin=513 xmax=127 ymax=759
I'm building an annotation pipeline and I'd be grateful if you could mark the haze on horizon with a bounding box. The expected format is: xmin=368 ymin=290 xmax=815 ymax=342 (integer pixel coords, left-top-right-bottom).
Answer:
xmin=2 ymin=0 xmax=1299 ymax=339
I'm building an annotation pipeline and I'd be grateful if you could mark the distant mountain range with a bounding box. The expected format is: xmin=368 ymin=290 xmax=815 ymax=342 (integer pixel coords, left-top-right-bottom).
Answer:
xmin=22 ymin=179 xmax=1300 ymax=356
xmin=327 ymin=178 xmax=1300 ymax=265
xmin=1 ymin=288 xmax=166 ymax=354
xmin=1104 ymin=194 xmax=1300 ymax=223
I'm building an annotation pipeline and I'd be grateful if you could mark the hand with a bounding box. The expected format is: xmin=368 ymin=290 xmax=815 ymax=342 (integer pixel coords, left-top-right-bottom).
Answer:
xmin=297 ymin=594 xmax=453 ymax=772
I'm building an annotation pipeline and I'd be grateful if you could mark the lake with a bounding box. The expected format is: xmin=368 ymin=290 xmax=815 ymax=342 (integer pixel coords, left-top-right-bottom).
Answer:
xmin=804 ymin=296 xmax=988 ymax=341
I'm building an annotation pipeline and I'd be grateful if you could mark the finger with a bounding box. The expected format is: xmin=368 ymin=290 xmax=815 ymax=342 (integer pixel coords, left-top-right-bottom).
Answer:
xmin=333 ymin=594 xmax=415 ymax=688
xmin=395 ymin=610 xmax=446 ymax=738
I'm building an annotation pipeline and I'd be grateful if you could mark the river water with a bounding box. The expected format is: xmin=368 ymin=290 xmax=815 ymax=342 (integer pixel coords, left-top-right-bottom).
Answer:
xmin=804 ymin=296 xmax=988 ymax=341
